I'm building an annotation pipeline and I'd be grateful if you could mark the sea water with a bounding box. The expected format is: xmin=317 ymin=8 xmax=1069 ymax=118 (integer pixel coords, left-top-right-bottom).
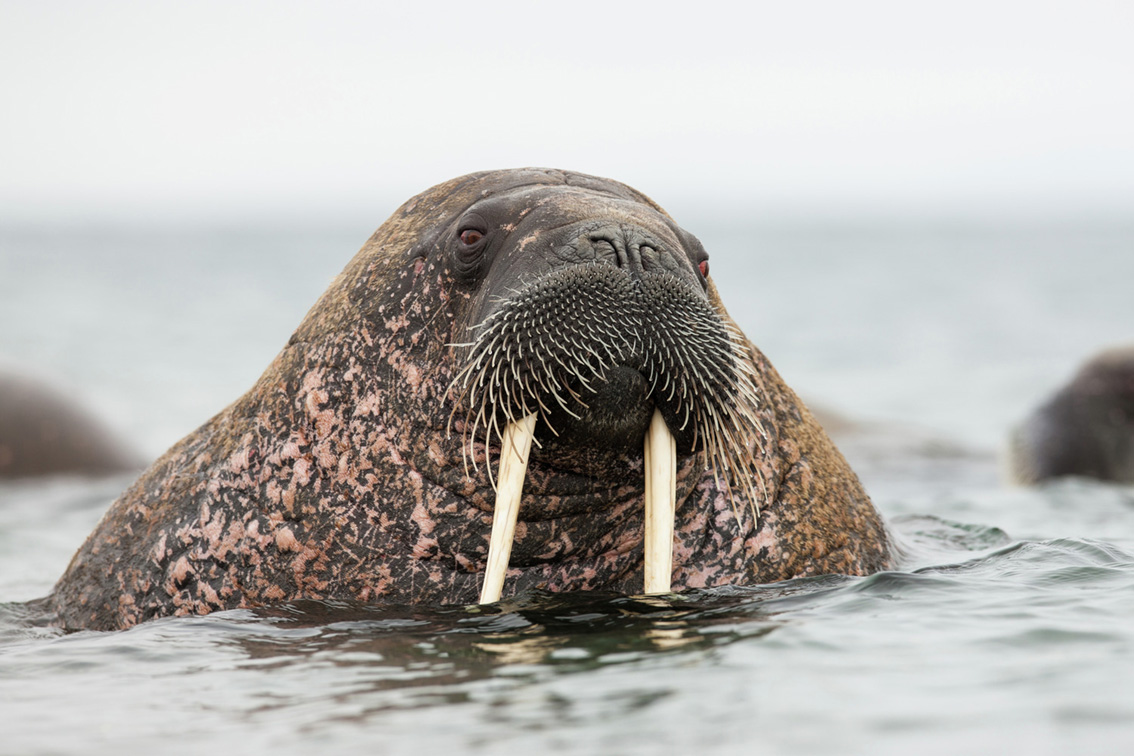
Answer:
xmin=2 ymin=219 xmax=1133 ymax=754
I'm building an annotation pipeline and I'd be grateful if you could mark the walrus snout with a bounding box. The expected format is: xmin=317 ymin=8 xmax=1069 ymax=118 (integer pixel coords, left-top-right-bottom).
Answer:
xmin=452 ymin=236 xmax=768 ymax=508
xmin=567 ymin=223 xmax=704 ymax=284
xmin=454 ymin=261 xmax=731 ymax=453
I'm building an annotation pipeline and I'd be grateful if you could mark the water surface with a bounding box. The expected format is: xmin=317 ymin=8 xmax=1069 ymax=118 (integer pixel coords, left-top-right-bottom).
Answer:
xmin=2 ymin=220 xmax=1133 ymax=754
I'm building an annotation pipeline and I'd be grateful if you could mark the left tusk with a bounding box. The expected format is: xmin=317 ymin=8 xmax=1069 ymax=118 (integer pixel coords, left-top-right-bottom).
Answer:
xmin=643 ymin=409 xmax=677 ymax=594
xmin=479 ymin=413 xmax=537 ymax=604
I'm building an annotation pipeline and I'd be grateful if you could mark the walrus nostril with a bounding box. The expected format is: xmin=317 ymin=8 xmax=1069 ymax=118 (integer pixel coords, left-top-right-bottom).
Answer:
xmin=578 ymin=227 xmax=675 ymax=278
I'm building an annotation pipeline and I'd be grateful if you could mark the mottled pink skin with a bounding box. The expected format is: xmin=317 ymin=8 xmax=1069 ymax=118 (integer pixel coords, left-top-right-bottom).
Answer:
xmin=49 ymin=169 xmax=890 ymax=631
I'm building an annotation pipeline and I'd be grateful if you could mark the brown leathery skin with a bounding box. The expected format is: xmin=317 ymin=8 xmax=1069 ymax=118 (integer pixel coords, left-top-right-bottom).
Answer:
xmin=48 ymin=169 xmax=891 ymax=631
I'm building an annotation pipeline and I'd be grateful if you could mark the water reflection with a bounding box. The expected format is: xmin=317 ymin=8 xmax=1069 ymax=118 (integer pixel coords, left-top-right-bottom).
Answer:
xmin=162 ymin=588 xmax=790 ymax=717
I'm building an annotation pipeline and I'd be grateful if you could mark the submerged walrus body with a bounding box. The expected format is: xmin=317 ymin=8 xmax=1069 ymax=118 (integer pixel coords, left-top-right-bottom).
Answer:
xmin=0 ymin=372 xmax=140 ymax=479
xmin=50 ymin=169 xmax=890 ymax=631
xmin=1008 ymin=346 xmax=1134 ymax=485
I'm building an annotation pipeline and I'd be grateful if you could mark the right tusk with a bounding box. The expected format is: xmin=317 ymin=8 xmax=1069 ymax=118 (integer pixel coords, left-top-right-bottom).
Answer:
xmin=643 ymin=409 xmax=677 ymax=594
xmin=479 ymin=413 xmax=537 ymax=604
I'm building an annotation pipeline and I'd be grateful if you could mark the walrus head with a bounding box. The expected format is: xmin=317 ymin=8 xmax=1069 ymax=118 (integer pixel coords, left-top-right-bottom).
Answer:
xmin=398 ymin=171 xmax=768 ymax=599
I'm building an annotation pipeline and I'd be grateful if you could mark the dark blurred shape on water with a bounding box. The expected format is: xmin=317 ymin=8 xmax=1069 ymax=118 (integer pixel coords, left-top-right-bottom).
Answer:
xmin=0 ymin=370 xmax=142 ymax=478
xmin=1008 ymin=345 xmax=1134 ymax=485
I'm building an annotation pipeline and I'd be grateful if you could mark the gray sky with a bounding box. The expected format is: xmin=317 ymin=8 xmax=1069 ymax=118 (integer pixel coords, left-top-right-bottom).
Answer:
xmin=2 ymin=0 xmax=1132 ymax=222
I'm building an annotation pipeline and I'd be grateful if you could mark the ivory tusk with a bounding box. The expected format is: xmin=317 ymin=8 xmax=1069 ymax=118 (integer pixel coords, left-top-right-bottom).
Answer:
xmin=479 ymin=413 xmax=537 ymax=604
xmin=643 ymin=409 xmax=677 ymax=594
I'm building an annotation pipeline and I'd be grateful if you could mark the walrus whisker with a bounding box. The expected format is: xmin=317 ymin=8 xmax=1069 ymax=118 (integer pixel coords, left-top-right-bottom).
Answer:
xmin=678 ymin=399 xmax=692 ymax=433
xmin=480 ymin=415 xmax=496 ymax=485
xmin=487 ymin=411 xmax=512 ymax=490
xmin=545 ymin=382 xmax=583 ymax=419
xmin=575 ymin=339 xmax=605 ymax=366
xmin=469 ymin=405 xmax=492 ymax=476
xmin=525 ymin=384 xmax=558 ymax=439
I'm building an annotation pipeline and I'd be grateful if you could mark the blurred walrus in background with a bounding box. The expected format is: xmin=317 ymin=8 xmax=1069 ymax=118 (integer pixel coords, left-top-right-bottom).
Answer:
xmin=1008 ymin=346 xmax=1134 ymax=485
xmin=0 ymin=371 xmax=140 ymax=479
xmin=48 ymin=169 xmax=891 ymax=631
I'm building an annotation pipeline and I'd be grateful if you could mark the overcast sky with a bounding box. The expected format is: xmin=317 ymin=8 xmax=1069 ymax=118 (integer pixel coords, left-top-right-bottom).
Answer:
xmin=2 ymin=0 xmax=1132 ymax=222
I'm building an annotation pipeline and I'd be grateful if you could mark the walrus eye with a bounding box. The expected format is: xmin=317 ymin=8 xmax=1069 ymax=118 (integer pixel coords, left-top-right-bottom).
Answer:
xmin=698 ymin=259 xmax=710 ymax=277
xmin=453 ymin=224 xmax=490 ymax=278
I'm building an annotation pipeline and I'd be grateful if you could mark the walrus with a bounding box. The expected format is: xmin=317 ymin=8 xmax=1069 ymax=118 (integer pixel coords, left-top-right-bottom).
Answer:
xmin=0 ymin=371 xmax=140 ymax=479
xmin=1008 ymin=346 xmax=1134 ymax=485
xmin=48 ymin=169 xmax=891 ymax=631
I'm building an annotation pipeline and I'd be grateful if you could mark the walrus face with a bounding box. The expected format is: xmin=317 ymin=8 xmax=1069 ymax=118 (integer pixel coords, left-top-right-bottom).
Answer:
xmin=447 ymin=186 xmax=758 ymax=453
xmin=438 ymin=183 xmax=766 ymax=600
